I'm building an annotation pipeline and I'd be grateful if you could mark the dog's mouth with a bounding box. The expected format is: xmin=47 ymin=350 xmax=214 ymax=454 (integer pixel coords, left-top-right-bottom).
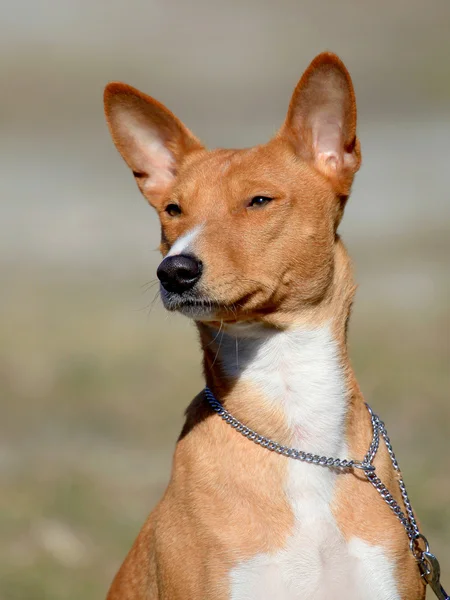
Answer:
xmin=160 ymin=288 xmax=227 ymax=321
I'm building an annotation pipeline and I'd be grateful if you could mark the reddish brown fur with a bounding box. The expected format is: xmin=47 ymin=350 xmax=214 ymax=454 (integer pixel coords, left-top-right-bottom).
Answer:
xmin=103 ymin=53 xmax=425 ymax=599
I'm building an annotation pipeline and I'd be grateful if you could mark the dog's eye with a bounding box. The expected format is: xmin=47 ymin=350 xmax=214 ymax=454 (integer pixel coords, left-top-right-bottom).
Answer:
xmin=248 ymin=196 xmax=273 ymax=208
xmin=165 ymin=203 xmax=182 ymax=217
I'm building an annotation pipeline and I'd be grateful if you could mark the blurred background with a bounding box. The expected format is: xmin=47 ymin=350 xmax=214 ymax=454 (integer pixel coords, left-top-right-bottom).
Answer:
xmin=1 ymin=1 xmax=449 ymax=597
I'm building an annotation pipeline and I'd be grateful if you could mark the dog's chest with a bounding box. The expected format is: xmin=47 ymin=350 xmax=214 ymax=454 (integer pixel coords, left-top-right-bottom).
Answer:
xmin=228 ymin=476 xmax=400 ymax=600
xmin=220 ymin=326 xmax=400 ymax=599
xmin=229 ymin=528 xmax=400 ymax=600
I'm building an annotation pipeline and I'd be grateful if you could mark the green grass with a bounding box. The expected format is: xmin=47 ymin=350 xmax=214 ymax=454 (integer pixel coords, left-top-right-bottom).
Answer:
xmin=0 ymin=256 xmax=448 ymax=598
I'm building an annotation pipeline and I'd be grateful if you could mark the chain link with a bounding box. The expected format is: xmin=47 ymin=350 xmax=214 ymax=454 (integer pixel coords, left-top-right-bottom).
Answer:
xmin=204 ymin=387 xmax=423 ymax=559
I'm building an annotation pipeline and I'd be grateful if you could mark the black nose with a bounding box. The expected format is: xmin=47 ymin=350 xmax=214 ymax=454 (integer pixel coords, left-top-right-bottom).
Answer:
xmin=157 ymin=254 xmax=203 ymax=294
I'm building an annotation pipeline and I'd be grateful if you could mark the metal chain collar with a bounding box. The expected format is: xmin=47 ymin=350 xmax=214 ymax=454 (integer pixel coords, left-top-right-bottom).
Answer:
xmin=204 ymin=387 xmax=449 ymax=599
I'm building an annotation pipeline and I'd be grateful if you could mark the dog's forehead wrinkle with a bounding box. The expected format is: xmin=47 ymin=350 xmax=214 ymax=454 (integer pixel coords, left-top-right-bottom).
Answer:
xmin=220 ymin=159 xmax=233 ymax=175
xmin=183 ymin=146 xmax=270 ymax=187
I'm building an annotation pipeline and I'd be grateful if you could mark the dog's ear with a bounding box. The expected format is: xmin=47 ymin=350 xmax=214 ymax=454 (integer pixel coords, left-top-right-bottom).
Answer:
xmin=279 ymin=52 xmax=361 ymax=195
xmin=104 ymin=83 xmax=203 ymax=208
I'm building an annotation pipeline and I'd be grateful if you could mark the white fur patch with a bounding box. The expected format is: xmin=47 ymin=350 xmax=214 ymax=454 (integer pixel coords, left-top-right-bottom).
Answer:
xmin=217 ymin=325 xmax=399 ymax=600
xmin=167 ymin=224 xmax=203 ymax=257
xmin=348 ymin=538 xmax=400 ymax=600
xmin=218 ymin=325 xmax=347 ymax=454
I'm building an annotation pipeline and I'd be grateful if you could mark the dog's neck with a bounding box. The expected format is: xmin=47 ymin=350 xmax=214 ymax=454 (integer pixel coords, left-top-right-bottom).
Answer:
xmin=202 ymin=324 xmax=350 ymax=455
xmin=198 ymin=242 xmax=358 ymax=454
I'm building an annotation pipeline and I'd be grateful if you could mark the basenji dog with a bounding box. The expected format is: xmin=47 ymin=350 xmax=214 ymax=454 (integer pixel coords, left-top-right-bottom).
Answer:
xmin=103 ymin=53 xmax=425 ymax=599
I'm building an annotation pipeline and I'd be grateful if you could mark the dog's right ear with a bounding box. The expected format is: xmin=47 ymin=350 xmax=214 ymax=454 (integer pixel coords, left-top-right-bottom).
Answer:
xmin=104 ymin=83 xmax=203 ymax=207
xmin=279 ymin=52 xmax=360 ymax=196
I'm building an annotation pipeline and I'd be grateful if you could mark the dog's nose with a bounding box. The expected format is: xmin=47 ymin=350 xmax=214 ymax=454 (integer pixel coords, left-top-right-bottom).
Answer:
xmin=157 ymin=255 xmax=203 ymax=293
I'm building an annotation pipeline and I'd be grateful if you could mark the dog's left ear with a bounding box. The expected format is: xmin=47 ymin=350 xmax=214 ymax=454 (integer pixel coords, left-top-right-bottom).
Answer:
xmin=104 ymin=82 xmax=203 ymax=208
xmin=280 ymin=52 xmax=361 ymax=195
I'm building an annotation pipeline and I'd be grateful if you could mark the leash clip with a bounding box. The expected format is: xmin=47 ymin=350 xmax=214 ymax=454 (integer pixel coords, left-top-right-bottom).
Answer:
xmin=411 ymin=535 xmax=449 ymax=600
xmin=419 ymin=552 xmax=449 ymax=600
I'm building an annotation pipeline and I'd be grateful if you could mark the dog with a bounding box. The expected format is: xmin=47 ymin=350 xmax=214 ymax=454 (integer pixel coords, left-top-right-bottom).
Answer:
xmin=103 ymin=52 xmax=425 ymax=599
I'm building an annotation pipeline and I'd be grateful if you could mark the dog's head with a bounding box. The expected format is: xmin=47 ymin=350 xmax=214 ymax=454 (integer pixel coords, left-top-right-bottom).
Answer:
xmin=104 ymin=53 xmax=360 ymax=326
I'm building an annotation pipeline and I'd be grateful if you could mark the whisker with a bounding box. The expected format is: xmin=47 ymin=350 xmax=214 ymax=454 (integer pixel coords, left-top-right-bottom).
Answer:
xmin=146 ymin=289 xmax=161 ymax=317
xmin=141 ymin=279 xmax=159 ymax=292
xmin=206 ymin=320 xmax=224 ymax=347
xmin=211 ymin=321 xmax=225 ymax=368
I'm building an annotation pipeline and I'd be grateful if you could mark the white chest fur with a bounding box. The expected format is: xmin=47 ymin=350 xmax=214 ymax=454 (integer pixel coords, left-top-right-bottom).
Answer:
xmin=216 ymin=324 xmax=400 ymax=600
